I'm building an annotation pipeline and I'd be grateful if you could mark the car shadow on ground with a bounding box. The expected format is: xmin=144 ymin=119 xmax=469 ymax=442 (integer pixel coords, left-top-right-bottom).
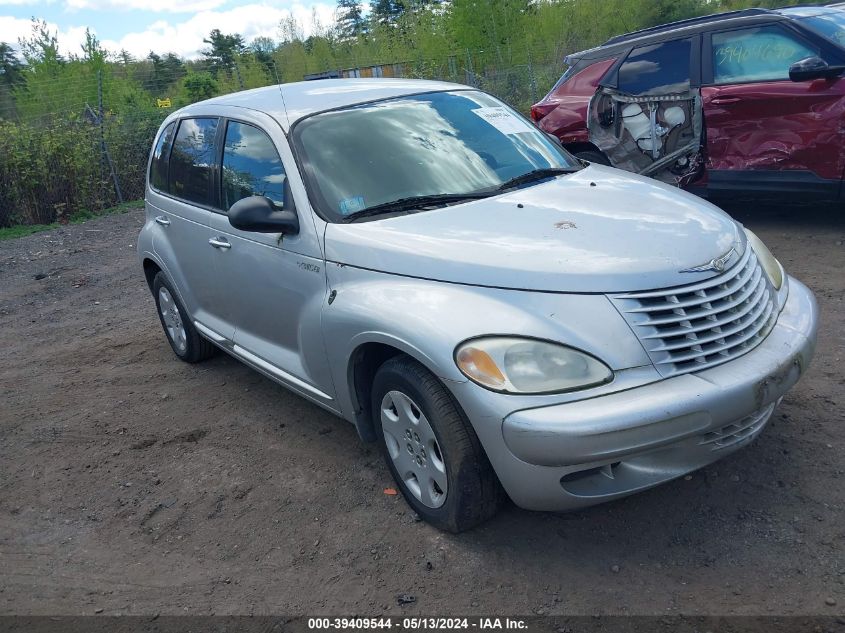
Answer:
xmin=715 ymin=199 xmax=844 ymax=229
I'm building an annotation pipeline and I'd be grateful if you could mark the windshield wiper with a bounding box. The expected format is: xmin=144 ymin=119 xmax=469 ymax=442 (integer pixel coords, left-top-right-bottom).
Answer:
xmin=496 ymin=167 xmax=578 ymax=191
xmin=343 ymin=192 xmax=492 ymax=223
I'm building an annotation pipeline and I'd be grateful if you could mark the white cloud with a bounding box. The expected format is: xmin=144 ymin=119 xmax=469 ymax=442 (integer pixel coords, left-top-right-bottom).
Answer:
xmin=0 ymin=16 xmax=89 ymax=57
xmin=65 ymin=0 xmax=228 ymax=13
xmin=0 ymin=0 xmax=55 ymax=5
xmin=99 ymin=3 xmax=337 ymax=58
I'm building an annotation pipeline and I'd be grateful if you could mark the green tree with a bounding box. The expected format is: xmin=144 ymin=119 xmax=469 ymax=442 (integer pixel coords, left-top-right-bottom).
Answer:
xmin=118 ymin=49 xmax=135 ymax=66
xmin=250 ymin=36 xmax=277 ymax=76
xmin=80 ymin=28 xmax=107 ymax=66
xmin=0 ymin=43 xmax=25 ymax=90
xmin=202 ymin=29 xmax=246 ymax=75
xmin=337 ymin=0 xmax=366 ymax=39
xmin=18 ymin=19 xmax=63 ymax=68
xmin=148 ymin=52 xmax=185 ymax=92
xmin=0 ymin=43 xmax=25 ymax=120
xmin=183 ymin=71 xmax=218 ymax=102
xmin=448 ymin=0 xmax=532 ymax=63
xmin=372 ymin=0 xmax=404 ymax=26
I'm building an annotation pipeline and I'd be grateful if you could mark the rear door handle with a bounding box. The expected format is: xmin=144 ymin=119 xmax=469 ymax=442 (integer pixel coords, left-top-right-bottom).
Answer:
xmin=710 ymin=96 xmax=741 ymax=105
xmin=208 ymin=237 xmax=231 ymax=249
xmin=154 ymin=216 xmax=170 ymax=226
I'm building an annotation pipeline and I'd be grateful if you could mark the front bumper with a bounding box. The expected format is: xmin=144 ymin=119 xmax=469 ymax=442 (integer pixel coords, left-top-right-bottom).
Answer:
xmin=488 ymin=277 xmax=818 ymax=511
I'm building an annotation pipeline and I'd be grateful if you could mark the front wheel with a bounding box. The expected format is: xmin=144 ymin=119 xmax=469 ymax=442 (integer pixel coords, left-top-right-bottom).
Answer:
xmin=372 ymin=356 xmax=503 ymax=532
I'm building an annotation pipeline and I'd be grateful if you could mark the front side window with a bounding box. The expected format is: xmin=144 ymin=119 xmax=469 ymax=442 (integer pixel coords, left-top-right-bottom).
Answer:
xmin=712 ymin=26 xmax=818 ymax=85
xmin=618 ymin=39 xmax=692 ymax=94
xmin=149 ymin=121 xmax=175 ymax=192
xmin=293 ymin=90 xmax=578 ymax=222
xmin=169 ymin=117 xmax=219 ymax=206
xmin=221 ymin=121 xmax=287 ymax=210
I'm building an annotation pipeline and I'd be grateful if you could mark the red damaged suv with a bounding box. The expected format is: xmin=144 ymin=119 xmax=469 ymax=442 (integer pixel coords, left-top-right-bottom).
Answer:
xmin=531 ymin=5 xmax=845 ymax=200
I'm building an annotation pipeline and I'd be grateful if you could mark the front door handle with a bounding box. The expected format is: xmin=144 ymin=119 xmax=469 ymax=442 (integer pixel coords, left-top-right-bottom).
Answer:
xmin=208 ymin=237 xmax=231 ymax=249
xmin=710 ymin=96 xmax=741 ymax=105
xmin=154 ymin=216 xmax=170 ymax=226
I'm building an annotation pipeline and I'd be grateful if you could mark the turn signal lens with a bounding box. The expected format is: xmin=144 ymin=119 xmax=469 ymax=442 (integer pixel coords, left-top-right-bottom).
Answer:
xmin=456 ymin=346 xmax=506 ymax=389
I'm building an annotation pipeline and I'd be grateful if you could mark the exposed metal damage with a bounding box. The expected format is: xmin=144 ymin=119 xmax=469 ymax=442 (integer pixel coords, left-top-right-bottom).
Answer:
xmin=587 ymin=87 xmax=704 ymax=187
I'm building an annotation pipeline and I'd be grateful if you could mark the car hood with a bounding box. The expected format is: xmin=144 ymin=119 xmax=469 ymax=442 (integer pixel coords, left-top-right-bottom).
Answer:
xmin=323 ymin=165 xmax=745 ymax=293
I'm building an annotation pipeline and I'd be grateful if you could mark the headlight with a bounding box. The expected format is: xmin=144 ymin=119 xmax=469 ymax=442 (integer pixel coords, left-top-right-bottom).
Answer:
xmin=744 ymin=229 xmax=783 ymax=290
xmin=455 ymin=337 xmax=613 ymax=394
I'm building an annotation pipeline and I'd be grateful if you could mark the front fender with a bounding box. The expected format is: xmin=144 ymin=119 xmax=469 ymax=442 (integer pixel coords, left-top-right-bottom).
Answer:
xmin=322 ymin=263 xmax=652 ymax=427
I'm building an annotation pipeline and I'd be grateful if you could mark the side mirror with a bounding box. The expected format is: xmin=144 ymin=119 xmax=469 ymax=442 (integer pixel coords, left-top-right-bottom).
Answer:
xmin=789 ymin=56 xmax=844 ymax=82
xmin=228 ymin=195 xmax=299 ymax=235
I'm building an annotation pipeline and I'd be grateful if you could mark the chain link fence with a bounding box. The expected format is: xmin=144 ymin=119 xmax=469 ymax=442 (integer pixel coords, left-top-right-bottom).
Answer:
xmin=0 ymin=44 xmax=568 ymax=229
xmin=0 ymin=69 xmax=171 ymax=227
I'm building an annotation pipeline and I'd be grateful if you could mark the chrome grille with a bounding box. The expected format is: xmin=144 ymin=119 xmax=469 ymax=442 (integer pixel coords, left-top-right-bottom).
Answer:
xmin=610 ymin=246 xmax=777 ymax=377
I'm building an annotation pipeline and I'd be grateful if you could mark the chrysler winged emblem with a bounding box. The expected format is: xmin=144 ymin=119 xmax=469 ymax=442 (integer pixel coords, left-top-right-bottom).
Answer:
xmin=679 ymin=248 xmax=736 ymax=274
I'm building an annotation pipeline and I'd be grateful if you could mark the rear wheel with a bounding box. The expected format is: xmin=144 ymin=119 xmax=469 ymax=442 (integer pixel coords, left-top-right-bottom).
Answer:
xmin=152 ymin=272 xmax=216 ymax=363
xmin=372 ymin=355 xmax=503 ymax=532
xmin=574 ymin=150 xmax=611 ymax=166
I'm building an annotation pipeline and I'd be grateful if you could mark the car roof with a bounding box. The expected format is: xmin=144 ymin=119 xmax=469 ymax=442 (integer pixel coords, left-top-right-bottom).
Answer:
xmin=569 ymin=4 xmax=842 ymax=61
xmin=176 ymin=78 xmax=468 ymax=132
xmin=777 ymin=4 xmax=845 ymax=18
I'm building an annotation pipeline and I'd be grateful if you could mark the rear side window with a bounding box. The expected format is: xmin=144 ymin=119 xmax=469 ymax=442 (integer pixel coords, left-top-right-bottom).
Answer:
xmin=618 ymin=39 xmax=692 ymax=94
xmin=149 ymin=121 xmax=175 ymax=192
xmin=711 ymin=26 xmax=818 ymax=85
xmin=169 ymin=117 xmax=220 ymax=207
xmin=221 ymin=121 xmax=288 ymax=210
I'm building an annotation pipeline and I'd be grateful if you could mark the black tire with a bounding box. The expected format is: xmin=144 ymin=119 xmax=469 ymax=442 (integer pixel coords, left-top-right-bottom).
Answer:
xmin=574 ymin=150 xmax=611 ymax=166
xmin=372 ymin=355 xmax=503 ymax=532
xmin=152 ymin=271 xmax=216 ymax=363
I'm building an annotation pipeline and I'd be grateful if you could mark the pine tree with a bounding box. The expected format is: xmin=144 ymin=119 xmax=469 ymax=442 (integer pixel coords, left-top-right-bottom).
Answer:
xmin=202 ymin=29 xmax=246 ymax=76
xmin=337 ymin=0 xmax=366 ymax=39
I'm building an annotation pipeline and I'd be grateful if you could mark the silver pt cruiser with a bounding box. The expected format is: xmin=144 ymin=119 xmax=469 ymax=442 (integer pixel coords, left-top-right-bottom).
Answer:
xmin=138 ymin=79 xmax=818 ymax=532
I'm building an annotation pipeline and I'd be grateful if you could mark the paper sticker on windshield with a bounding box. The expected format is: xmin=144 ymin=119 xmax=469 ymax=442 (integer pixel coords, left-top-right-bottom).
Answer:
xmin=471 ymin=107 xmax=534 ymax=135
xmin=339 ymin=196 xmax=365 ymax=215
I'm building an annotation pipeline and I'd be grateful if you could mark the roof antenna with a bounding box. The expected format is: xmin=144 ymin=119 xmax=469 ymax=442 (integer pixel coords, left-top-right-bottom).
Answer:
xmin=271 ymin=61 xmax=292 ymax=129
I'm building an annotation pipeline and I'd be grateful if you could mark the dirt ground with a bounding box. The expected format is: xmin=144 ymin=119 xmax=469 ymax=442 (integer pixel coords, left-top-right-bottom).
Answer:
xmin=0 ymin=201 xmax=843 ymax=618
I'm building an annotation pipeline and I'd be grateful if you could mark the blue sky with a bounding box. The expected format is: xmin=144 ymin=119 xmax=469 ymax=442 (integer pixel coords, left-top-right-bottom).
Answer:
xmin=0 ymin=0 xmax=337 ymax=59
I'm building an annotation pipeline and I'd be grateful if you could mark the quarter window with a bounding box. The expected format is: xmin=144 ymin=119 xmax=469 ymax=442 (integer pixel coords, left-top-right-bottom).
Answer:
xmin=618 ymin=39 xmax=692 ymax=95
xmin=221 ymin=121 xmax=287 ymax=210
xmin=149 ymin=121 xmax=175 ymax=192
xmin=712 ymin=26 xmax=818 ymax=85
xmin=169 ymin=117 xmax=219 ymax=206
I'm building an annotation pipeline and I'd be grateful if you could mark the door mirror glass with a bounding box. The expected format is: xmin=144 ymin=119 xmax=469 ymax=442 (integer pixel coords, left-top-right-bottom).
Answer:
xmin=789 ymin=56 xmax=833 ymax=82
xmin=228 ymin=195 xmax=299 ymax=234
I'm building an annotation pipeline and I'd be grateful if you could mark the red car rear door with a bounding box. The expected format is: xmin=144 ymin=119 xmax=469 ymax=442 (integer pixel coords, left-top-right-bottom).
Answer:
xmin=701 ymin=23 xmax=845 ymax=198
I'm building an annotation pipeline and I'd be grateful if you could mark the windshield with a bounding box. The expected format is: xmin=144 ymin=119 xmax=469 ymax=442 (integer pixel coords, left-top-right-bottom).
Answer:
xmin=292 ymin=90 xmax=580 ymax=222
xmin=785 ymin=8 xmax=845 ymax=48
